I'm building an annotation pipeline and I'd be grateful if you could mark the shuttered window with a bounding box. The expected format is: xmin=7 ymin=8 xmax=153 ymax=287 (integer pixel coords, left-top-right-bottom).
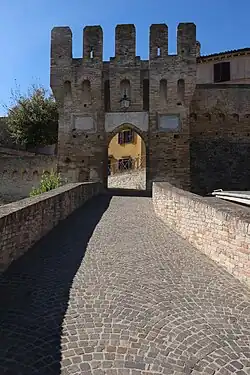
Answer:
xmin=214 ymin=62 xmax=230 ymax=83
xmin=118 ymin=130 xmax=134 ymax=144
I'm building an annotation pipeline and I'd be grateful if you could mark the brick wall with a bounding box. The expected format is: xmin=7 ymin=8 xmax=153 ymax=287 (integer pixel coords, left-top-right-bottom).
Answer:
xmin=190 ymin=85 xmax=250 ymax=194
xmin=0 ymin=155 xmax=56 ymax=202
xmin=0 ymin=182 xmax=101 ymax=272
xmin=153 ymin=182 xmax=250 ymax=287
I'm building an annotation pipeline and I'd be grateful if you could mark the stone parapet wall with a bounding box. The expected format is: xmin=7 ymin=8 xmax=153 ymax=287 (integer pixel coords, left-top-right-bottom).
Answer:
xmin=153 ymin=182 xmax=250 ymax=287
xmin=0 ymin=155 xmax=57 ymax=201
xmin=0 ymin=182 xmax=102 ymax=272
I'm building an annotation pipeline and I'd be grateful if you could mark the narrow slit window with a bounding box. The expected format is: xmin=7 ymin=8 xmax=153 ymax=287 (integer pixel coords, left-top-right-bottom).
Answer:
xmin=157 ymin=47 xmax=161 ymax=57
xmin=82 ymin=80 xmax=91 ymax=104
xmin=64 ymin=81 xmax=72 ymax=100
xmin=177 ymin=79 xmax=185 ymax=103
xmin=104 ymin=80 xmax=110 ymax=112
xmin=160 ymin=79 xmax=167 ymax=106
xmin=90 ymin=47 xmax=94 ymax=59
xmin=143 ymin=79 xmax=149 ymax=111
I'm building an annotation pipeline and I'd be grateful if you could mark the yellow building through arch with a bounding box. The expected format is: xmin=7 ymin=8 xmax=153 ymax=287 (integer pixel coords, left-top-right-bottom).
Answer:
xmin=108 ymin=125 xmax=146 ymax=175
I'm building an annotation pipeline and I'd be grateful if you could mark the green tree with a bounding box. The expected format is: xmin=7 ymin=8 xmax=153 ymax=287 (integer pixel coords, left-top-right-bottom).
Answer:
xmin=5 ymin=84 xmax=58 ymax=147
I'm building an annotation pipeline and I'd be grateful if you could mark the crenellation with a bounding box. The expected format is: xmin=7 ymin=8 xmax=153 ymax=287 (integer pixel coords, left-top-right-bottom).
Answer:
xmin=83 ymin=26 xmax=103 ymax=61
xmin=149 ymin=24 xmax=168 ymax=59
xmin=177 ymin=23 xmax=196 ymax=57
xmin=51 ymin=27 xmax=72 ymax=66
xmin=115 ymin=24 xmax=136 ymax=61
xmin=196 ymin=41 xmax=201 ymax=57
xmin=50 ymin=22 xmax=198 ymax=190
xmin=49 ymin=22 xmax=250 ymax=193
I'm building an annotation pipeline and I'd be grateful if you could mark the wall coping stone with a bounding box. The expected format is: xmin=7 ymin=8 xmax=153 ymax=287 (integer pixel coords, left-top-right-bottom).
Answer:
xmin=0 ymin=183 xmax=91 ymax=220
xmin=0 ymin=182 xmax=102 ymax=272
xmin=196 ymin=84 xmax=250 ymax=89
xmin=155 ymin=182 xmax=250 ymax=228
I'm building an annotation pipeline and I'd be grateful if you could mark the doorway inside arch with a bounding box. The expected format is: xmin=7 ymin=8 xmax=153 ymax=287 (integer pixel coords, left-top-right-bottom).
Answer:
xmin=107 ymin=126 xmax=146 ymax=190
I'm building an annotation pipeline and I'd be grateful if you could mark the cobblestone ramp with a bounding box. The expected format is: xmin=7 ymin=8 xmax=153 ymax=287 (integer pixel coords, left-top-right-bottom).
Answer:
xmin=0 ymin=194 xmax=250 ymax=375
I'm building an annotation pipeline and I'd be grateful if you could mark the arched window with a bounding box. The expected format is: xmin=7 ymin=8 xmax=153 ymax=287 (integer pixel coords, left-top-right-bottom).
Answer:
xmin=232 ymin=113 xmax=239 ymax=122
xmin=218 ymin=113 xmax=225 ymax=121
xmin=64 ymin=81 xmax=72 ymax=100
xmin=160 ymin=79 xmax=167 ymax=106
xmin=120 ymin=79 xmax=131 ymax=98
xmin=82 ymin=80 xmax=91 ymax=104
xmin=177 ymin=79 xmax=185 ymax=103
xmin=22 ymin=170 xmax=28 ymax=179
xmin=204 ymin=112 xmax=211 ymax=121
xmin=33 ymin=171 xmax=39 ymax=180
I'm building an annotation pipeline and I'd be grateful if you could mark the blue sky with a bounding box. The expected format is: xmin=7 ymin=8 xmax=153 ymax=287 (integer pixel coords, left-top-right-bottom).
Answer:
xmin=0 ymin=0 xmax=248 ymax=115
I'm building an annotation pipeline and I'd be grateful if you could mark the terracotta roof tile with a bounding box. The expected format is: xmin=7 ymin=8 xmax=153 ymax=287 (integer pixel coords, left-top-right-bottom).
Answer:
xmin=198 ymin=48 xmax=250 ymax=61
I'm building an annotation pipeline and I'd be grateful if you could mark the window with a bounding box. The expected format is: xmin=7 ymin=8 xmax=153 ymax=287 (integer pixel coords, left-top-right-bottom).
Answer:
xmin=90 ymin=47 xmax=94 ymax=59
xmin=214 ymin=62 xmax=230 ymax=83
xmin=143 ymin=79 xmax=149 ymax=111
xmin=157 ymin=47 xmax=161 ymax=57
xmin=82 ymin=80 xmax=91 ymax=104
xmin=118 ymin=130 xmax=134 ymax=145
xmin=64 ymin=81 xmax=72 ymax=99
xmin=118 ymin=158 xmax=132 ymax=171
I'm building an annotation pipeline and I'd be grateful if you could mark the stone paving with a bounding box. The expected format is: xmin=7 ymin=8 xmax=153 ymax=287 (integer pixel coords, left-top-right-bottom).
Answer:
xmin=108 ymin=169 xmax=146 ymax=190
xmin=0 ymin=193 xmax=250 ymax=375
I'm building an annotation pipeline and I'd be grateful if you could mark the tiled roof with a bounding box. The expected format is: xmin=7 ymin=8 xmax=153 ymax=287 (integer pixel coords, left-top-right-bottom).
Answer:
xmin=198 ymin=48 xmax=250 ymax=61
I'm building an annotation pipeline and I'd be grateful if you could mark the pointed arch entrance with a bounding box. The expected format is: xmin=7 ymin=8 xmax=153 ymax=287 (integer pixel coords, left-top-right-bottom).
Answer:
xmin=105 ymin=123 xmax=148 ymax=191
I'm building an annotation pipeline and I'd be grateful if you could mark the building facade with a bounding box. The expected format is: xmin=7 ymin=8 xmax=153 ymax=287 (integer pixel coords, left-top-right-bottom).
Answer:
xmin=50 ymin=23 xmax=250 ymax=193
xmin=197 ymin=48 xmax=250 ymax=84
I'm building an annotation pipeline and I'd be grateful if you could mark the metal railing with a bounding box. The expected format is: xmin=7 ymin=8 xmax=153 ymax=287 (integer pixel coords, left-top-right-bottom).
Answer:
xmin=108 ymin=155 xmax=146 ymax=176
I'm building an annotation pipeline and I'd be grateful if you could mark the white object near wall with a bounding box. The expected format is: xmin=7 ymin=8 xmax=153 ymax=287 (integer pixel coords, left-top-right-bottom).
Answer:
xmin=105 ymin=112 xmax=148 ymax=133
xmin=159 ymin=114 xmax=180 ymax=131
xmin=72 ymin=115 xmax=95 ymax=132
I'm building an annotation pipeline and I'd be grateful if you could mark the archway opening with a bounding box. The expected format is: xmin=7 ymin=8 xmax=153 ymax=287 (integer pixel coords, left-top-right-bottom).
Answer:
xmin=107 ymin=125 xmax=147 ymax=191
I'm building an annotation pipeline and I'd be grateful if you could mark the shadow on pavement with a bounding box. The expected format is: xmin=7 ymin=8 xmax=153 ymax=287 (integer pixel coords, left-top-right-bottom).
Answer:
xmin=0 ymin=193 xmax=112 ymax=375
xmin=106 ymin=188 xmax=152 ymax=197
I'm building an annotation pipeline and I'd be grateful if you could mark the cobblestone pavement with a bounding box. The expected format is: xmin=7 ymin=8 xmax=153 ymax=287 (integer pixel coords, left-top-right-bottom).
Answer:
xmin=108 ymin=170 xmax=146 ymax=190
xmin=0 ymin=193 xmax=250 ymax=375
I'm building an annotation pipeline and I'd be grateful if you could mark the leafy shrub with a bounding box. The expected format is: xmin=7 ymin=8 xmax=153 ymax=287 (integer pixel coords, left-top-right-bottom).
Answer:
xmin=5 ymin=83 xmax=58 ymax=147
xmin=30 ymin=170 xmax=63 ymax=197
